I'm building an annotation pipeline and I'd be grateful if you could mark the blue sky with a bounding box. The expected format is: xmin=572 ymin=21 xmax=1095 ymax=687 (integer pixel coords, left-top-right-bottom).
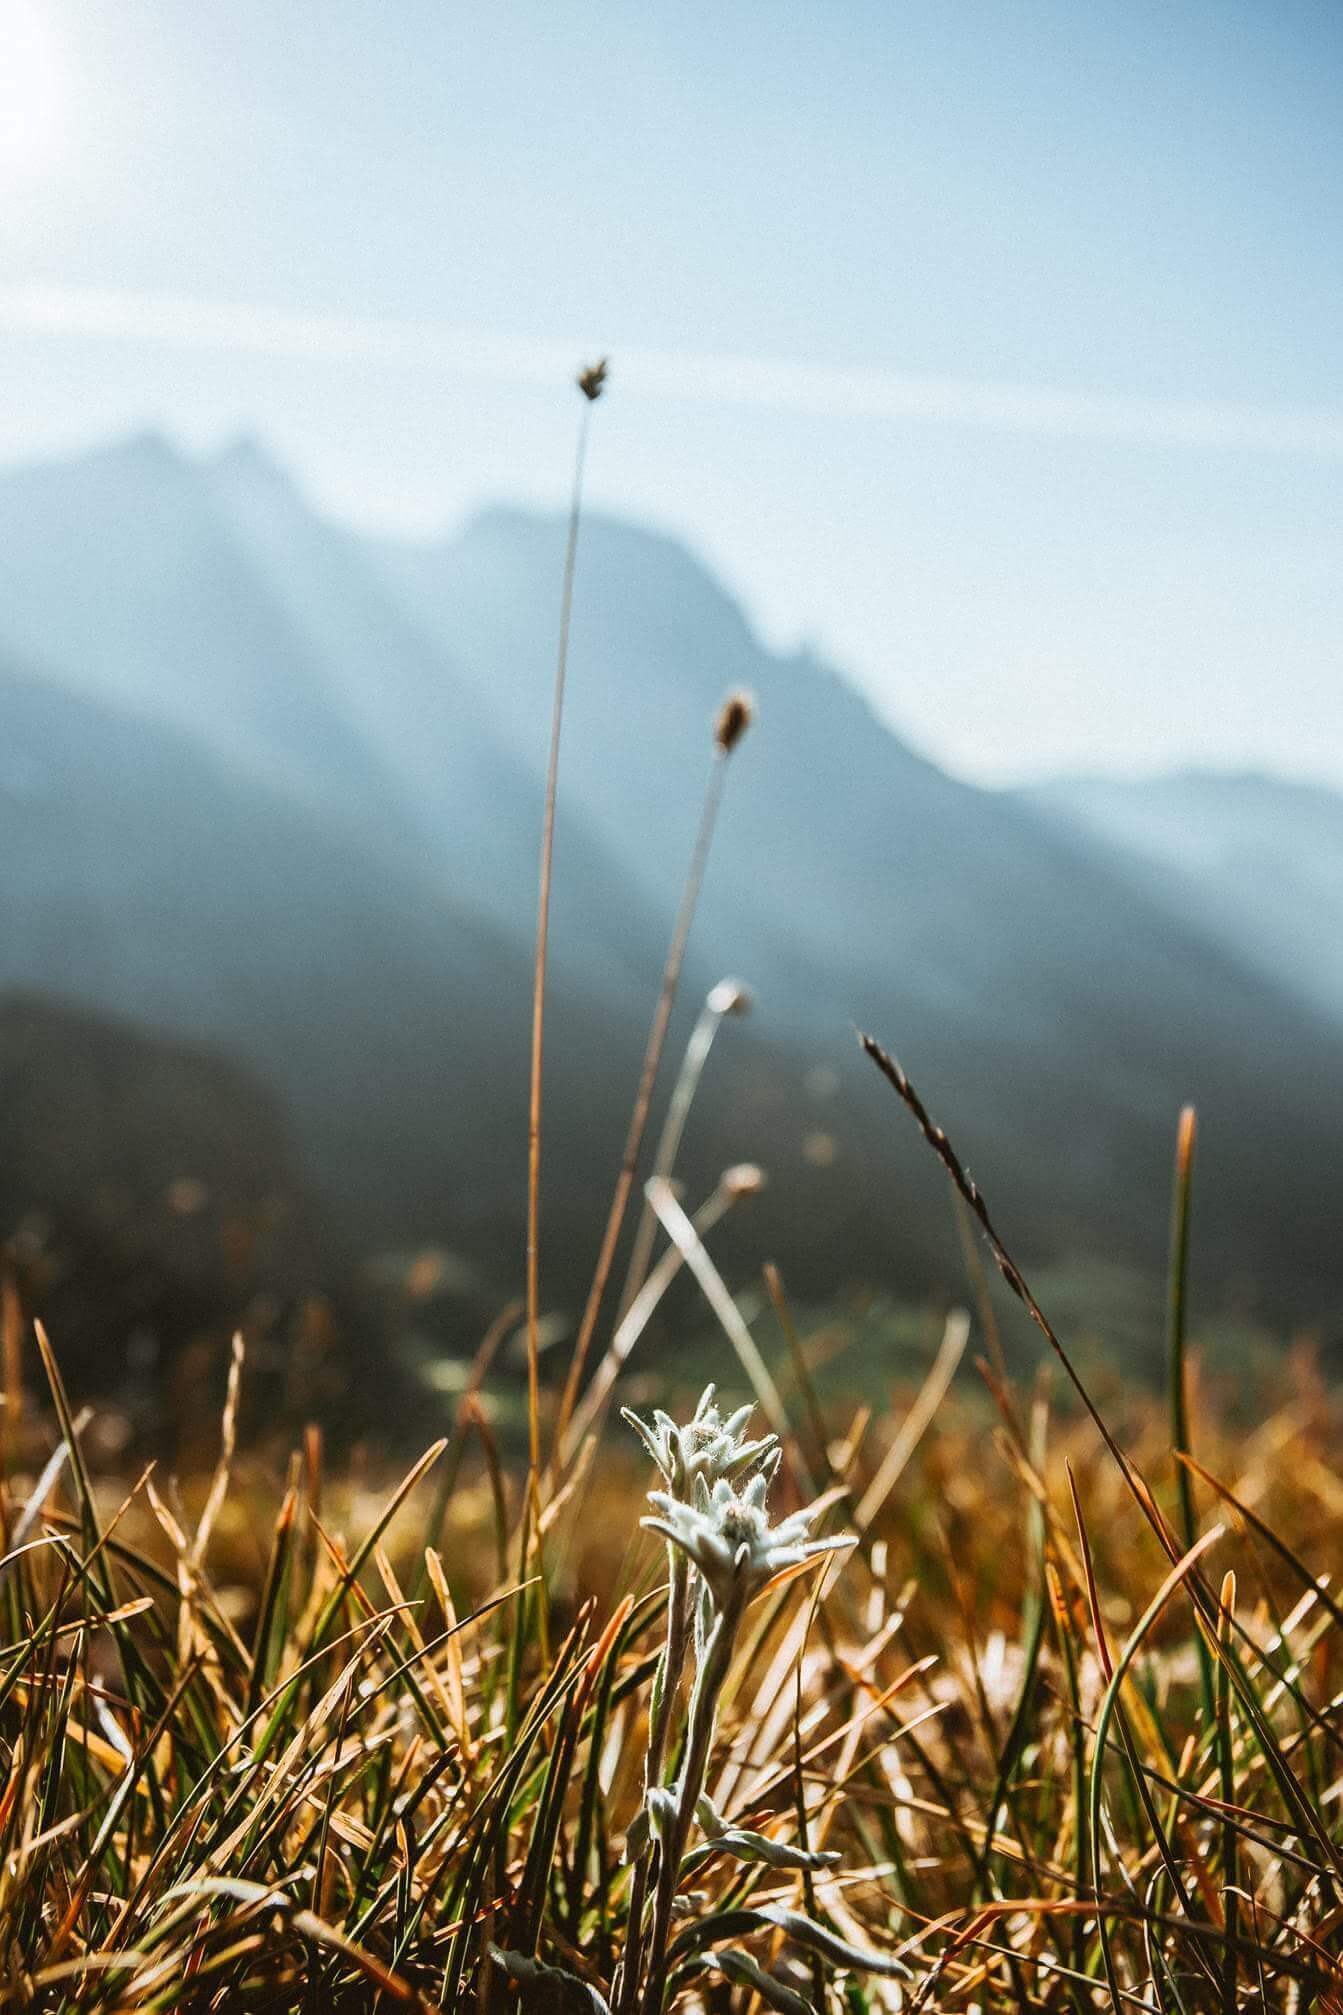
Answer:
xmin=1 ymin=0 xmax=1340 ymax=783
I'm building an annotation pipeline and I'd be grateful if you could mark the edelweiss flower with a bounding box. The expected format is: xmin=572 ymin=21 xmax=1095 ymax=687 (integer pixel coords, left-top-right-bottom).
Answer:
xmin=622 ymin=1384 xmax=777 ymax=1495
xmin=642 ymin=1470 xmax=849 ymax=1606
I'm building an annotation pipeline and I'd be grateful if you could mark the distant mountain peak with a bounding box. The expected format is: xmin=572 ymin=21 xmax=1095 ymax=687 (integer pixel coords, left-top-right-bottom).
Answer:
xmin=439 ymin=501 xmax=778 ymax=692
xmin=40 ymin=426 xmax=188 ymax=489
xmin=101 ymin=425 xmax=181 ymax=468
xmin=208 ymin=432 xmax=308 ymax=509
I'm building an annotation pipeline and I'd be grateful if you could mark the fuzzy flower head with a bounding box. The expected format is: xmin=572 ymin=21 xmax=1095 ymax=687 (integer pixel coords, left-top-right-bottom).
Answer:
xmin=623 ymin=1384 xmax=777 ymax=1496
xmin=643 ymin=1470 xmax=850 ymax=1607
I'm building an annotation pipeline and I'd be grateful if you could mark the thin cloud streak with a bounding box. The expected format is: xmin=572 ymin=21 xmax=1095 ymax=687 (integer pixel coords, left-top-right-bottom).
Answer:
xmin=4 ymin=281 xmax=1343 ymax=459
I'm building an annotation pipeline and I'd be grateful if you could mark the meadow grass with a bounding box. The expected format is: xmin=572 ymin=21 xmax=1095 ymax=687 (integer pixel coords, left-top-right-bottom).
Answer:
xmin=2 ymin=1205 xmax=1342 ymax=2008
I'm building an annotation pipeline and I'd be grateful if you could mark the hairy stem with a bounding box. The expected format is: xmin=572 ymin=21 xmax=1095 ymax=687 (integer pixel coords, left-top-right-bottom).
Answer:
xmin=615 ymin=1547 xmax=692 ymax=2015
xmin=638 ymin=1580 xmax=744 ymax=2015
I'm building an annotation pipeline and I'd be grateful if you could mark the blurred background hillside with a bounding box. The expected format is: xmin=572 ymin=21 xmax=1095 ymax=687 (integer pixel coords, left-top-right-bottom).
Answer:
xmin=1 ymin=1 xmax=1340 ymax=1440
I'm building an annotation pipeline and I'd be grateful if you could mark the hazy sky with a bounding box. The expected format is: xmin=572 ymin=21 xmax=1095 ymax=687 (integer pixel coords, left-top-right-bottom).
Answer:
xmin=1 ymin=0 xmax=1340 ymax=784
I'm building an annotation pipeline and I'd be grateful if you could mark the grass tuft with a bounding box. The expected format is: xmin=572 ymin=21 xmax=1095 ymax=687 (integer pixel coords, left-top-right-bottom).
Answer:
xmin=2 ymin=1272 xmax=1342 ymax=2008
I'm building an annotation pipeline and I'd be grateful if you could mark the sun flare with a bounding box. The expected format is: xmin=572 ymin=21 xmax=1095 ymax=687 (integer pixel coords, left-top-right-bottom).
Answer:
xmin=0 ymin=0 xmax=66 ymax=184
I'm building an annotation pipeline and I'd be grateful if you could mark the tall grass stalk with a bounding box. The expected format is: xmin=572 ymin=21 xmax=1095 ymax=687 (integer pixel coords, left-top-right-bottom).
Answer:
xmin=526 ymin=359 xmax=605 ymax=1472
xmin=1168 ymin=1103 xmax=1215 ymax=1728
xmin=644 ymin=1173 xmax=794 ymax=1454
xmin=553 ymin=697 xmax=754 ymax=1463
xmin=1168 ymin=1102 xmax=1199 ymax=1549
xmin=561 ymin=1165 xmax=763 ymax=1463
xmin=615 ymin=978 xmax=753 ymax=1323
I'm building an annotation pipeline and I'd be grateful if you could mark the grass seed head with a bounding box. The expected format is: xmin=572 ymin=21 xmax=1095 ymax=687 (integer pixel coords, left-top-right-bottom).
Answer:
xmin=714 ymin=689 xmax=755 ymax=753
xmin=576 ymin=356 xmax=609 ymax=401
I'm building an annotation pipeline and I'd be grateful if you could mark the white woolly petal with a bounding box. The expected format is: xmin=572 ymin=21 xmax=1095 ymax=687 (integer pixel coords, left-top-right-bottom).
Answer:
xmin=640 ymin=1517 xmax=680 ymax=1547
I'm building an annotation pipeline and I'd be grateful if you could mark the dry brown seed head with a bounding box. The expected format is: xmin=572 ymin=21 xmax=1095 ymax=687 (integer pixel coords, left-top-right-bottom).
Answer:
xmin=576 ymin=357 xmax=609 ymax=402
xmin=715 ymin=690 xmax=755 ymax=753
xmin=1177 ymin=1103 xmax=1197 ymax=1176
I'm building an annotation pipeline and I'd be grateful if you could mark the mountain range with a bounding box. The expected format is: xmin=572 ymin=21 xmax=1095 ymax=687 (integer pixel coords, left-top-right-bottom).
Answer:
xmin=1028 ymin=770 xmax=1343 ymax=1024
xmin=0 ymin=429 xmax=1339 ymax=1385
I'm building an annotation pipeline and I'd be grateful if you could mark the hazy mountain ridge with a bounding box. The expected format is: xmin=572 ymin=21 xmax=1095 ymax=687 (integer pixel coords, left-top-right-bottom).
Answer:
xmin=2 ymin=432 xmax=1341 ymax=1340
xmin=0 ymin=657 xmax=536 ymax=1236
xmin=203 ymin=442 xmax=672 ymax=1003
xmin=0 ymin=653 xmax=912 ymax=1307
xmin=376 ymin=503 xmax=1343 ymax=1304
xmin=1026 ymin=770 xmax=1343 ymax=1023
xmin=0 ymin=432 xmax=409 ymax=833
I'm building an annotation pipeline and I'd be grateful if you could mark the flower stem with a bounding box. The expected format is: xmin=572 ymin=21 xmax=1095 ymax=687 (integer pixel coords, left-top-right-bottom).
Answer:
xmin=637 ymin=1580 xmax=744 ymax=2015
xmin=616 ymin=1547 xmax=691 ymax=2015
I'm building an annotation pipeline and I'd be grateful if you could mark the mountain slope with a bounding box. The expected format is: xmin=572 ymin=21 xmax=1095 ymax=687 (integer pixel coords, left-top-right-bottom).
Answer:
xmin=376 ymin=508 xmax=1343 ymax=1307
xmin=3 ymin=436 xmax=1341 ymax=1322
xmin=0 ymin=658 xmax=918 ymax=1310
xmin=0 ymin=435 xmax=675 ymax=1007
xmin=0 ymin=660 xmax=645 ymax=1267
xmin=1027 ymin=770 xmax=1343 ymax=1025
xmin=0 ymin=989 xmax=322 ymax=1409
xmin=0 ymin=439 xmax=966 ymax=1310
xmin=0 ymin=432 xmax=409 ymax=833
xmin=202 ymin=442 xmax=668 ymax=999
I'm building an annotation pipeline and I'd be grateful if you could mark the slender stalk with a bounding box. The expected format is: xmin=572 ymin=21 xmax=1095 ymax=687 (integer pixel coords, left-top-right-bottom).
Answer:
xmin=645 ymin=1175 xmax=796 ymax=1457
xmin=553 ymin=737 xmax=734 ymax=1462
xmin=615 ymin=984 xmax=748 ymax=1324
xmin=614 ymin=1547 xmax=692 ymax=2015
xmin=527 ymin=376 xmax=600 ymax=1473
xmin=562 ymin=1177 xmax=742 ymax=1465
xmin=637 ymin=1583 xmax=745 ymax=2015
xmin=1 ymin=1262 xmax=22 ymax=1468
xmin=1168 ymin=1105 xmax=1214 ymax=1724
xmin=1047 ymin=1562 xmax=1090 ymax=1996
xmin=861 ymin=1034 xmax=1173 ymax=1545
xmin=1217 ymin=1569 xmax=1239 ymax=2015
xmin=409 ymin=1297 xmax=520 ymax=1604
xmin=1167 ymin=1104 xmax=1198 ymax=1540
xmin=762 ymin=1262 xmax=831 ymax=1481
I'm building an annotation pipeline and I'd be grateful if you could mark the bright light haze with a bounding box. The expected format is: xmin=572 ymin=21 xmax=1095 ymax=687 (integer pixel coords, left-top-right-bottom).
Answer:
xmin=1 ymin=0 xmax=1340 ymax=785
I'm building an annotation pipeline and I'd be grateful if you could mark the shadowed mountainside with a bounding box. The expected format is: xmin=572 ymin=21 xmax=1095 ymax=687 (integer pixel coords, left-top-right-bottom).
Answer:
xmin=377 ymin=504 xmax=1343 ymax=1312
xmin=1027 ymin=769 xmax=1343 ymax=1023
xmin=0 ymin=990 xmax=336 ymax=1434
xmin=0 ymin=435 xmax=1340 ymax=1350
xmin=0 ymin=657 xmax=918 ymax=1317
xmin=0 ymin=660 xmax=633 ymax=1263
